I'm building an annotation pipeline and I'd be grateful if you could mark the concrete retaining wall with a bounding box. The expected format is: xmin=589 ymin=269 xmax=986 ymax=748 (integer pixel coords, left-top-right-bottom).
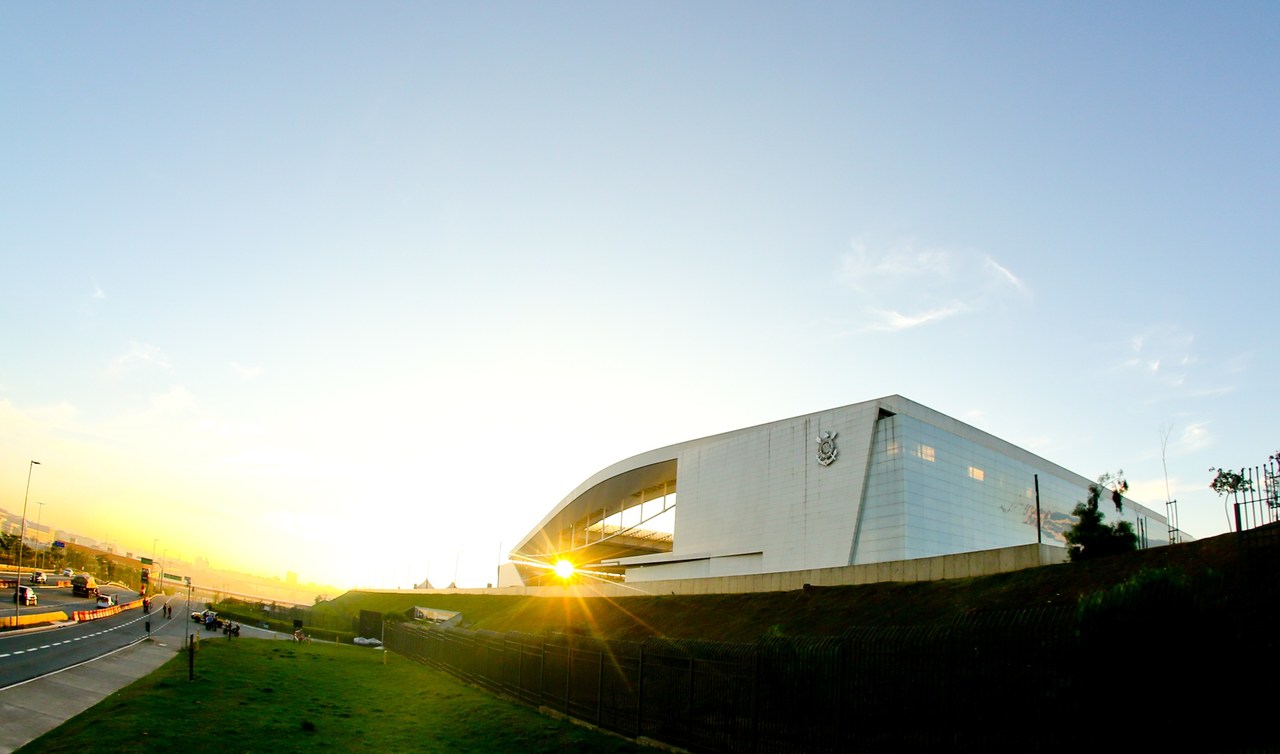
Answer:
xmin=0 ymin=610 xmax=70 ymax=629
xmin=365 ymin=542 xmax=1069 ymax=599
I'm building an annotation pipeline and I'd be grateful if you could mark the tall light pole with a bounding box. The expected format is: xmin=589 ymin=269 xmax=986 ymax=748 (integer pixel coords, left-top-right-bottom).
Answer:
xmin=150 ymin=539 xmax=159 ymax=597
xmin=15 ymin=460 xmax=40 ymax=619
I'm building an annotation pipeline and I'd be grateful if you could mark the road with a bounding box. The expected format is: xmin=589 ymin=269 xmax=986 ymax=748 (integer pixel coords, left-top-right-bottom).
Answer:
xmin=2 ymin=567 xmax=146 ymax=615
xmin=2 ymin=583 xmax=296 ymax=691
xmin=0 ymin=590 xmax=192 ymax=689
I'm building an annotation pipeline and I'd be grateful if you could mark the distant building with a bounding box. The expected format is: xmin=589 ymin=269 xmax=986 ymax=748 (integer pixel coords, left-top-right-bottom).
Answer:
xmin=505 ymin=395 xmax=1169 ymax=586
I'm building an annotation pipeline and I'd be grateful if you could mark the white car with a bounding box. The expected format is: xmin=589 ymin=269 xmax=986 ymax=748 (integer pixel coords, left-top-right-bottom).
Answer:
xmin=96 ymin=594 xmax=118 ymax=609
xmin=29 ymin=571 xmax=46 ymax=584
xmin=15 ymin=586 xmax=37 ymax=605
xmin=61 ymin=568 xmax=74 ymax=577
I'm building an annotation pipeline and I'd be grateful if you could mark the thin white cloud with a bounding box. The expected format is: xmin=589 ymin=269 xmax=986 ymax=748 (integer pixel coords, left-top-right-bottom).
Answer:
xmin=1115 ymin=323 xmax=1205 ymax=391
xmin=1176 ymin=421 xmax=1212 ymax=453
xmin=841 ymin=241 xmax=952 ymax=291
xmin=864 ymin=303 xmax=967 ymax=332
xmin=982 ymin=256 xmax=1028 ymax=293
xmin=107 ymin=343 xmax=171 ymax=375
xmin=1140 ymin=385 xmax=1235 ymax=405
xmin=839 ymin=238 xmax=1028 ymax=333
xmin=147 ymin=386 xmax=195 ymax=414
xmin=1125 ymin=477 xmax=1172 ymax=506
xmin=230 ymin=362 xmax=263 ymax=380
xmin=91 ymin=279 xmax=106 ymax=300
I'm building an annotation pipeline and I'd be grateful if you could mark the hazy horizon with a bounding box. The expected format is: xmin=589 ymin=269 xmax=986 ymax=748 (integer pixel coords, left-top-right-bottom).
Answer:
xmin=3 ymin=3 xmax=1277 ymax=589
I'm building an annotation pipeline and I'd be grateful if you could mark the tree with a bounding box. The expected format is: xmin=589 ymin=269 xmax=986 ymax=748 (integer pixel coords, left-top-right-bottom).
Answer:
xmin=1210 ymin=450 xmax=1280 ymax=509
xmin=44 ymin=546 xmax=66 ymax=570
xmin=95 ymin=554 xmax=115 ymax=580
xmin=1208 ymin=467 xmax=1253 ymax=497
xmin=0 ymin=533 xmax=19 ymax=565
xmin=1065 ymin=471 xmax=1138 ymax=561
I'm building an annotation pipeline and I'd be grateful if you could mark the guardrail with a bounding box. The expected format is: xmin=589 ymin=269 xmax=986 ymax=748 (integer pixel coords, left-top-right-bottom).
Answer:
xmin=72 ymin=598 xmax=144 ymax=623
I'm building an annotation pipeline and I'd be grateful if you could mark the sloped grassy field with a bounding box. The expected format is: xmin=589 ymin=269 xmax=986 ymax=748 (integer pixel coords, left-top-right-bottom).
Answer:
xmin=314 ymin=532 xmax=1243 ymax=642
xmin=17 ymin=640 xmax=644 ymax=754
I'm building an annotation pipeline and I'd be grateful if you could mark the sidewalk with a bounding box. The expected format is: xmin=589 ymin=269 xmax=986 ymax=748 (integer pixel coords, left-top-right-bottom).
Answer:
xmin=0 ymin=638 xmax=181 ymax=754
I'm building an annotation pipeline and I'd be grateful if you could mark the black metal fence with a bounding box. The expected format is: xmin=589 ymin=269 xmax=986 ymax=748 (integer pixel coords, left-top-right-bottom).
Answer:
xmin=386 ymin=608 xmax=1091 ymax=753
xmin=1226 ymin=457 xmax=1280 ymax=533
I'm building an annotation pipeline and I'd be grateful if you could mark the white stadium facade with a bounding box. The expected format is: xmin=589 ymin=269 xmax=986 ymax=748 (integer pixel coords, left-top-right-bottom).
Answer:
xmin=500 ymin=395 xmax=1170 ymax=591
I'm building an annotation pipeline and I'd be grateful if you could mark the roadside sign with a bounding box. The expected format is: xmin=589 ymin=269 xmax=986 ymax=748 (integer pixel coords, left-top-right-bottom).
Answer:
xmin=140 ymin=557 xmax=153 ymax=565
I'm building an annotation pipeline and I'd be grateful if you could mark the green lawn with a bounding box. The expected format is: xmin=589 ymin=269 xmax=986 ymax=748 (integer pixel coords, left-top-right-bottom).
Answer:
xmin=17 ymin=639 xmax=644 ymax=753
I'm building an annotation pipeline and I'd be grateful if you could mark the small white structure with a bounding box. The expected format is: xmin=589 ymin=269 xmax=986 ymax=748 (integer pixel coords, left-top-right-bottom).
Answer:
xmin=506 ymin=395 xmax=1168 ymax=586
xmin=413 ymin=607 xmax=461 ymax=625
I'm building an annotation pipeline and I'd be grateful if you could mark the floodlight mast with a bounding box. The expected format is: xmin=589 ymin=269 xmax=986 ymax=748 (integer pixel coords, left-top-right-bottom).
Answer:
xmin=14 ymin=460 xmax=40 ymax=620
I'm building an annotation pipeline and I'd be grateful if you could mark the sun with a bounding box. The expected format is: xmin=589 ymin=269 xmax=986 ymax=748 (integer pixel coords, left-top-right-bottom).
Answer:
xmin=553 ymin=559 xmax=575 ymax=580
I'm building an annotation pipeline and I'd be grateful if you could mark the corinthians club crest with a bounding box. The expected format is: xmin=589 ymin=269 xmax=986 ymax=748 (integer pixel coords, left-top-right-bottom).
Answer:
xmin=815 ymin=430 xmax=838 ymax=466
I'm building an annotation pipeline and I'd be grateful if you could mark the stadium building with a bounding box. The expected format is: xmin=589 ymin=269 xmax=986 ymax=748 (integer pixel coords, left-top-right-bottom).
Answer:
xmin=502 ymin=395 xmax=1169 ymax=589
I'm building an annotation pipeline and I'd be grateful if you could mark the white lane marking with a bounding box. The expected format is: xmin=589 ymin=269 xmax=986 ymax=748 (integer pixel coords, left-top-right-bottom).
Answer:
xmin=0 ymin=603 xmax=160 ymax=666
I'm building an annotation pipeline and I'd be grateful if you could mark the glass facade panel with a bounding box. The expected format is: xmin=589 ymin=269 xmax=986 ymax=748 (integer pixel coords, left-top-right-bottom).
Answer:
xmin=854 ymin=414 xmax=1168 ymax=565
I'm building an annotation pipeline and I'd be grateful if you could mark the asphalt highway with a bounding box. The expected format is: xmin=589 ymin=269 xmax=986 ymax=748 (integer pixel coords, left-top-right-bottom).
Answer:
xmin=0 ymin=591 xmax=188 ymax=689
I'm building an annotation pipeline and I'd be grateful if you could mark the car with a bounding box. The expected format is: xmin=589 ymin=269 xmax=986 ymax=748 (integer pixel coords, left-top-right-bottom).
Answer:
xmin=191 ymin=609 xmax=224 ymax=629
xmin=14 ymin=586 xmax=37 ymax=605
xmin=96 ymin=594 xmax=118 ymax=609
xmin=29 ymin=571 xmax=46 ymax=584
xmin=61 ymin=568 xmax=74 ymax=577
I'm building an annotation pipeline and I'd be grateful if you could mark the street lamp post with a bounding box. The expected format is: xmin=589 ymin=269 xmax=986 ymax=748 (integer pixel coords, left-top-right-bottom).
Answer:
xmin=149 ymin=538 xmax=159 ymax=596
xmin=15 ymin=460 xmax=40 ymax=620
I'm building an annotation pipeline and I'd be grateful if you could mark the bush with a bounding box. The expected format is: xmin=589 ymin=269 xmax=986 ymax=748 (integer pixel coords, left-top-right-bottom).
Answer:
xmin=1065 ymin=472 xmax=1138 ymax=561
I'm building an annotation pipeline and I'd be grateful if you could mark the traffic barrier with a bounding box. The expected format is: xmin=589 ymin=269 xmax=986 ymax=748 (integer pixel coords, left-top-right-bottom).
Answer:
xmin=0 ymin=611 xmax=69 ymax=629
xmin=72 ymin=598 xmax=144 ymax=623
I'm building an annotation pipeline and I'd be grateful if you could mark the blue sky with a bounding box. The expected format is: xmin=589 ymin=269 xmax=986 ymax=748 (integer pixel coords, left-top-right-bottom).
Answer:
xmin=2 ymin=3 xmax=1275 ymax=589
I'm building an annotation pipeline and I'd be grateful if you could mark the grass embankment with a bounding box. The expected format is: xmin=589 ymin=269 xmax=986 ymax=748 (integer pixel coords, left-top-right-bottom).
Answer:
xmin=320 ymin=532 xmax=1245 ymax=642
xmin=17 ymin=639 xmax=643 ymax=754
xmin=210 ymin=603 xmax=358 ymax=644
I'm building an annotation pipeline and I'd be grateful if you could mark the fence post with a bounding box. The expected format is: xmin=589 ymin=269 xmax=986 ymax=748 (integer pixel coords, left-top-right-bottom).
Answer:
xmin=751 ymin=648 xmax=761 ymax=754
xmin=596 ymin=645 xmax=605 ymax=727
xmin=513 ymin=636 xmax=521 ymax=700
xmin=538 ymin=637 xmax=545 ymax=708
xmin=636 ymin=646 xmax=645 ymax=739
xmin=687 ymin=655 xmax=695 ymax=750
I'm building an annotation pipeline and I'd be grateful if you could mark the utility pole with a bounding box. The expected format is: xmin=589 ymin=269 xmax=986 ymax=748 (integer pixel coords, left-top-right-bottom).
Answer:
xmin=15 ymin=460 xmax=40 ymax=621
